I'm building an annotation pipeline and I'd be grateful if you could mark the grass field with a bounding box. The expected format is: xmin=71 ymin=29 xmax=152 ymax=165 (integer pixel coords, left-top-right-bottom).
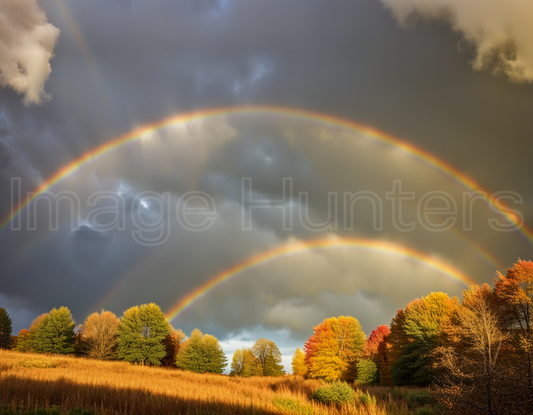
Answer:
xmin=0 ymin=350 xmax=438 ymax=415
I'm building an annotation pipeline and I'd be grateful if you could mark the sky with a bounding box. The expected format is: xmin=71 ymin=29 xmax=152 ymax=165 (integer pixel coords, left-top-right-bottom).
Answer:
xmin=1 ymin=0 xmax=533 ymax=372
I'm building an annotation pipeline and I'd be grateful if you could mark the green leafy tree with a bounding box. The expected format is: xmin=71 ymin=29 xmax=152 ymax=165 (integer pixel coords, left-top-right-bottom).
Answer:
xmin=355 ymin=359 xmax=378 ymax=384
xmin=32 ymin=307 xmax=76 ymax=354
xmin=0 ymin=308 xmax=13 ymax=349
xmin=118 ymin=303 xmax=171 ymax=365
xmin=176 ymin=328 xmax=227 ymax=374
xmin=391 ymin=292 xmax=458 ymax=386
xmin=252 ymin=338 xmax=284 ymax=376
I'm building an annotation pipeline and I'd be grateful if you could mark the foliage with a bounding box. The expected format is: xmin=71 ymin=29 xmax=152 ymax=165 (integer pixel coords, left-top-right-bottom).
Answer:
xmin=312 ymin=382 xmax=354 ymax=405
xmin=432 ymin=283 xmax=530 ymax=413
xmin=364 ymin=325 xmax=390 ymax=385
xmin=80 ymin=310 xmax=120 ymax=360
xmin=230 ymin=347 xmax=260 ymax=377
xmin=291 ymin=347 xmax=308 ymax=377
xmin=161 ymin=328 xmax=186 ymax=367
xmin=175 ymin=328 xmax=227 ymax=374
xmin=355 ymin=358 xmax=378 ymax=385
xmin=0 ymin=308 xmax=13 ymax=349
xmin=14 ymin=315 xmax=47 ymax=353
xmin=251 ymin=338 xmax=284 ymax=376
xmin=305 ymin=316 xmax=365 ymax=382
xmin=32 ymin=307 xmax=76 ymax=354
xmin=118 ymin=303 xmax=171 ymax=365
xmin=357 ymin=391 xmax=376 ymax=405
xmin=494 ymin=259 xmax=533 ymax=397
xmin=272 ymin=398 xmax=314 ymax=415
xmin=390 ymin=293 xmax=458 ymax=386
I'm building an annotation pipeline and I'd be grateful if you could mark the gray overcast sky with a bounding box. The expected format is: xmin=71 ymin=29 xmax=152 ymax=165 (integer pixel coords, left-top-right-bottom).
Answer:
xmin=1 ymin=0 xmax=532 ymax=369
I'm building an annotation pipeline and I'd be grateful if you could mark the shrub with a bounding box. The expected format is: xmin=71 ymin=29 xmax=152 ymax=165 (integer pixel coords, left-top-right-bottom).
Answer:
xmin=416 ymin=408 xmax=434 ymax=415
xmin=312 ymin=382 xmax=354 ymax=405
xmin=272 ymin=398 xmax=313 ymax=415
xmin=357 ymin=391 xmax=376 ymax=405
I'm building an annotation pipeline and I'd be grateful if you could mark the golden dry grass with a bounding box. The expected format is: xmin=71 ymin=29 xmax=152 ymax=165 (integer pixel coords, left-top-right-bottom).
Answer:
xmin=0 ymin=350 xmax=424 ymax=415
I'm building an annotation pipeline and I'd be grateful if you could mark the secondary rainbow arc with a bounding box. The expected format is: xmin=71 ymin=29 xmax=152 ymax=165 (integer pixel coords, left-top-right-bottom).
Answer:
xmin=164 ymin=237 xmax=477 ymax=322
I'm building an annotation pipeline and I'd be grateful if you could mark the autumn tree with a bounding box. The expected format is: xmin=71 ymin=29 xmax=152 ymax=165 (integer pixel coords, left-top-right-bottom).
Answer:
xmin=230 ymin=348 xmax=245 ymax=376
xmin=390 ymin=292 xmax=458 ymax=386
xmin=431 ymin=284 xmax=527 ymax=414
xmin=176 ymin=328 xmax=227 ymax=374
xmin=251 ymin=338 xmax=284 ymax=376
xmin=364 ymin=325 xmax=390 ymax=385
xmin=230 ymin=347 xmax=260 ymax=377
xmin=0 ymin=308 xmax=12 ymax=349
xmin=32 ymin=307 xmax=76 ymax=354
xmin=291 ymin=348 xmax=308 ymax=377
xmin=304 ymin=316 xmax=366 ymax=382
xmin=80 ymin=310 xmax=120 ymax=360
xmin=494 ymin=259 xmax=533 ymax=395
xmin=14 ymin=314 xmax=47 ymax=353
xmin=161 ymin=328 xmax=186 ymax=367
xmin=118 ymin=303 xmax=171 ymax=365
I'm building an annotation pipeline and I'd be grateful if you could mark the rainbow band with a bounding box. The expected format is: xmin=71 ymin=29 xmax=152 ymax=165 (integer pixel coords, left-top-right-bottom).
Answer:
xmin=1 ymin=106 xmax=529 ymax=243
xmin=164 ymin=237 xmax=476 ymax=322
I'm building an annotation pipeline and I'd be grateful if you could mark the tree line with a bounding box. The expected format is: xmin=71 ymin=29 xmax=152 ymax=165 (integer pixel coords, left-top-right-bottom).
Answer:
xmin=0 ymin=302 xmax=284 ymax=377
xmin=2 ymin=259 xmax=532 ymax=412
xmin=289 ymin=259 xmax=533 ymax=413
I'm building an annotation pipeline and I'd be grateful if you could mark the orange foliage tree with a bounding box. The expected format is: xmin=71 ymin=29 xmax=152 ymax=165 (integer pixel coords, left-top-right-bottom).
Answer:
xmin=364 ymin=325 xmax=390 ymax=385
xmin=161 ymin=328 xmax=186 ymax=367
xmin=494 ymin=259 xmax=533 ymax=395
xmin=304 ymin=316 xmax=365 ymax=382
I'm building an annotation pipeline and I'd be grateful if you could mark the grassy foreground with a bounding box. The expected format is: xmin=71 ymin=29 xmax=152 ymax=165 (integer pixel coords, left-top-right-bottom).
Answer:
xmin=0 ymin=350 xmax=436 ymax=415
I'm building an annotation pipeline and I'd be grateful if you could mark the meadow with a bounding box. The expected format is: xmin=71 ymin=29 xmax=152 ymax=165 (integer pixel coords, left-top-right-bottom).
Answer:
xmin=0 ymin=350 xmax=438 ymax=415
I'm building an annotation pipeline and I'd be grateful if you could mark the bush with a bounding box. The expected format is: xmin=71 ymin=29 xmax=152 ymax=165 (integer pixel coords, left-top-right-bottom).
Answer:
xmin=415 ymin=408 xmax=434 ymax=415
xmin=272 ymin=398 xmax=313 ymax=415
xmin=312 ymin=382 xmax=354 ymax=405
xmin=357 ymin=391 xmax=376 ymax=405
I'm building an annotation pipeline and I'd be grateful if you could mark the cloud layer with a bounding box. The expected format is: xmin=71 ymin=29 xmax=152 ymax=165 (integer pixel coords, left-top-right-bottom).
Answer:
xmin=0 ymin=0 xmax=60 ymax=105
xmin=381 ymin=0 xmax=533 ymax=82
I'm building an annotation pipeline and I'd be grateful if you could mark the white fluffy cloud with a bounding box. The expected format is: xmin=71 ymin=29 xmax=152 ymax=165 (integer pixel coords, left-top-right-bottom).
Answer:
xmin=0 ymin=0 xmax=60 ymax=105
xmin=381 ymin=0 xmax=533 ymax=83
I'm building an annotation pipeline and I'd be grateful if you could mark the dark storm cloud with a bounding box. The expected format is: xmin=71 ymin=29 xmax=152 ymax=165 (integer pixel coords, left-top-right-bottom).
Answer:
xmin=0 ymin=0 xmax=532 ymax=347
